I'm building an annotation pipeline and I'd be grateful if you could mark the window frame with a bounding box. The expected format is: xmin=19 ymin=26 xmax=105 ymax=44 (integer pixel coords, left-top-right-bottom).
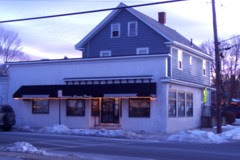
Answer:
xmin=91 ymin=99 xmax=100 ymax=116
xmin=186 ymin=92 xmax=193 ymax=117
xmin=111 ymin=23 xmax=120 ymax=38
xmin=189 ymin=56 xmax=192 ymax=65
xmin=129 ymin=98 xmax=150 ymax=118
xmin=178 ymin=50 xmax=183 ymax=70
xmin=203 ymin=59 xmax=206 ymax=76
xmin=128 ymin=21 xmax=138 ymax=37
xmin=100 ymin=50 xmax=111 ymax=57
xmin=168 ymin=90 xmax=177 ymax=117
xmin=177 ymin=91 xmax=185 ymax=117
xmin=32 ymin=99 xmax=49 ymax=114
xmin=136 ymin=47 xmax=149 ymax=55
xmin=66 ymin=99 xmax=85 ymax=117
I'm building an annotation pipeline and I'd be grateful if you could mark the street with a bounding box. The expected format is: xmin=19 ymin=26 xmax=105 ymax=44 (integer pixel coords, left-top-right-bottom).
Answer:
xmin=0 ymin=132 xmax=240 ymax=160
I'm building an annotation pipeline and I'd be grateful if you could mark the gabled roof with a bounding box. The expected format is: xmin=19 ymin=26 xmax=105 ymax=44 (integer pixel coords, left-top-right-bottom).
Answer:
xmin=75 ymin=3 xmax=204 ymax=53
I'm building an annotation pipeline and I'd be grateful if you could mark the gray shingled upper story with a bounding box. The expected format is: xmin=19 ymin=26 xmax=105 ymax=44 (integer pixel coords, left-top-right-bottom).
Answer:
xmin=75 ymin=3 xmax=205 ymax=54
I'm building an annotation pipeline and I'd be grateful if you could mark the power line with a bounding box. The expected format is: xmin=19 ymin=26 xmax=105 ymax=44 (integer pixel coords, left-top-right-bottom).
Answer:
xmin=0 ymin=0 xmax=188 ymax=23
xmin=220 ymin=35 xmax=240 ymax=43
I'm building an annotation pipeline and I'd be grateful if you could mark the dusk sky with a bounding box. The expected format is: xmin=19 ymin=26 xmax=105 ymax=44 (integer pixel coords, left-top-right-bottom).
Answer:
xmin=0 ymin=0 xmax=239 ymax=60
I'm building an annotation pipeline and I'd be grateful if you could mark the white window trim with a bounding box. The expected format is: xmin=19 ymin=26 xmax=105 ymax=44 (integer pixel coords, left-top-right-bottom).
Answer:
xmin=136 ymin=47 xmax=149 ymax=55
xmin=100 ymin=50 xmax=112 ymax=57
xmin=111 ymin=23 xmax=120 ymax=38
xmin=189 ymin=56 xmax=192 ymax=65
xmin=203 ymin=59 xmax=206 ymax=76
xmin=128 ymin=21 xmax=138 ymax=37
xmin=168 ymin=90 xmax=194 ymax=118
xmin=178 ymin=50 xmax=183 ymax=70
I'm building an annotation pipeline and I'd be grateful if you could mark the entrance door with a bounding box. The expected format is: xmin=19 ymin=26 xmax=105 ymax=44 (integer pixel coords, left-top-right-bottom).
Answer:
xmin=101 ymin=99 xmax=119 ymax=124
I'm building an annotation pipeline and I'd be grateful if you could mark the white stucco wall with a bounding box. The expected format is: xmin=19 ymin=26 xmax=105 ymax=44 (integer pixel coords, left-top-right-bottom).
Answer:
xmin=0 ymin=76 xmax=8 ymax=105
xmin=8 ymin=55 xmax=169 ymax=132
xmin=166 ymin=83 xmax=203 ymax=133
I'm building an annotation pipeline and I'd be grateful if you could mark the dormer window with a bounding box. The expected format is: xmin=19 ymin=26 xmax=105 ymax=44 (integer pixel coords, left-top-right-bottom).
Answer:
xmin=100 ymin=50 xmax=111 ymax=57
xmin=203 ymin=60 xmax=206 ymax=76
xmin=178 ymin=50 xmax=183 ymax=70
xmin=111 ymin=23 xmax=120 ymax=38
xmin=128 ymin=22 xmax=138 ymax=37
xmin=136 ymin=47 xmax=149 ymax=55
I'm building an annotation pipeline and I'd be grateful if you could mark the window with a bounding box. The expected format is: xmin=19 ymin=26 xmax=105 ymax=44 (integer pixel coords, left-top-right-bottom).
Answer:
xmin=168 ymin=91 xmax=177 ymax=117
xmin=177 ymin=92 xmax=185 ymax=117
xmin=186 ymin=93 xmax=193 ymax=117
xmin=67 ymin=99 xmax=85 ymax=116
xmin=129 ymin=98 xmax=150 ymax=117
xmin=168 ymin=91 xmax=194 ymax=118
xmin=178 ymin=50 xmax=183 ymax=70
xmin=128 ymin=22 xmax=138 ymax=37
xmin=32 ymin=100 xmax=49 ymax=114
xmin=189 ymin=56 xmax=192 ymax=65
xmin=111 ymin=23 xmax=120 ymax=38
xmin=100 ymin=50 xmax=111 ymax=57
xmin=91 ymin=99 xmax=100 ymax=116
xmin=136 ymin=47 xmax=149 ymax=55
xmin=203 ymin=60 xmax=206 ymax=76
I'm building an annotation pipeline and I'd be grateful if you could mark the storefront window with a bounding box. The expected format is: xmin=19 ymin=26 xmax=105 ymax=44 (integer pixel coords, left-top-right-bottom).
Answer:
xmin=129 ymin=98 xmax=150 ymax=117
xmin=32 ymin=100 xmax=49 ymax=114
xmin=91 ymin=99 xmax=100 ymax=116
xmin=178 ymin=92 xmax=185 ymax=117
xmin=186 ymin=93 xmax=193 ymax=117
xmin=67 ymin=99 xmax=85 ymax=116
xmin=168 ymin=91 xmax=177 ymax=117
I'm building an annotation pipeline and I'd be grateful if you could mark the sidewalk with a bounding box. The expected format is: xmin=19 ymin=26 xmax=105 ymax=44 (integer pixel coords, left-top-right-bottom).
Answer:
xmin=0 ymin=151 xmax=88 ymax=160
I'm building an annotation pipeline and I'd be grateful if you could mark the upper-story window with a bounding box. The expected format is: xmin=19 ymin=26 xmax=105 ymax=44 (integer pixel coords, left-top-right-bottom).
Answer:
xmin=100 ymin=50 xmax=111 ymax=57
xmin=128 ymin=22 xmax=138 ymax=37
xmin=136 ymin=47 xmax=149 ymax=55
xmin=111 ymin=23 xmax=120 ymax=38
xmin=189 ymin=56 xmax=192 ymax=65
xmin=178 ymin=50 xmax=183 ymax=70
xmin=203 ymin=60 xmax=206 ymax=76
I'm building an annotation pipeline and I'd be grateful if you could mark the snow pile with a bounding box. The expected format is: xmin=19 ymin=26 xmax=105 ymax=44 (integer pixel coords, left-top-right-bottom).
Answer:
xmin=36 ymin=125 xmax=142 ymax=138
xmin=2 ymin=142 xmax=47 ymax=155
xmin=222 ymin=127 xmax=240 ymax=141
xmin=39 ymin=125 xmax=71 ymax=134
xmin=167 ymin=130 xmax=227 ymax=144
xmin=71 ymin=128 xmax=142 ymax=138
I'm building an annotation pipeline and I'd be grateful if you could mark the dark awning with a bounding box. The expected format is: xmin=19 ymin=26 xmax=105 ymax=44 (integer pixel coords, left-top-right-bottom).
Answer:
xmin=13 ymin=83 xmax=156 ymax=99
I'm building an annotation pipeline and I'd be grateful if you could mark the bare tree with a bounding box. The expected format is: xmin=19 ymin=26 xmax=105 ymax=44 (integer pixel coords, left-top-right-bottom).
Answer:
xmin=201 ymin=36 xmax=240 ymax=104
xmin=0 ymin=27 xmax=29 ymax=63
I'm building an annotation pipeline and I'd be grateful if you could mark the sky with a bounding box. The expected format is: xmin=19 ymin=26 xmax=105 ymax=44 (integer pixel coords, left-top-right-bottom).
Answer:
xmin=0 ymin=0 xmax=239 ymax=60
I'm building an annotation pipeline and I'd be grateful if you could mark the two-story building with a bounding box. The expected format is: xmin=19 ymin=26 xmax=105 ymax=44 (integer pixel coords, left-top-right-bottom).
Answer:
xmin=7 ymin=3 xmax=213 ymax=133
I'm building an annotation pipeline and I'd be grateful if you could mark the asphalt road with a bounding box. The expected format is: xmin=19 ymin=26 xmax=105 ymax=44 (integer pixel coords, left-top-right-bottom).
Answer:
xmin=0 ymin=131 xmax=240 ymax=160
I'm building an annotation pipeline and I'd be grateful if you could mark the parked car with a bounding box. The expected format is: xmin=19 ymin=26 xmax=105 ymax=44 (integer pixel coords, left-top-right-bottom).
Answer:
xmin=0 ymin=105 xmax=16 ymax=131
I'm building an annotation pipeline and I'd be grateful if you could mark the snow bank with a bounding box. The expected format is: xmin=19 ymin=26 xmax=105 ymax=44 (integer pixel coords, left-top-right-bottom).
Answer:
xmin=167 ymin=130 xmax=227 ymax=144
xmin=1 ymin=142 xmax=47 ymax=155
xmin=39 ymin=125 xmax=71 ymax=134
xmin=38 ymin=125 xmax=142 ymax=138
xmin=222 ymin=127 xmax=240 ymax=141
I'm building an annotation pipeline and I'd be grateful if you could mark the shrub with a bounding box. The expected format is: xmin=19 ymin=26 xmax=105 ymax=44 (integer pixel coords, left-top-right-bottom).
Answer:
xmin=224 ymin=111 xmax=236 ymax=124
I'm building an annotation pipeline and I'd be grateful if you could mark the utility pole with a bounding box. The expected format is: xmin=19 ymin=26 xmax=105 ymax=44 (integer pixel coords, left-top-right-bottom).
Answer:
xmin=212 ymin=0 xmax=222 ymax=133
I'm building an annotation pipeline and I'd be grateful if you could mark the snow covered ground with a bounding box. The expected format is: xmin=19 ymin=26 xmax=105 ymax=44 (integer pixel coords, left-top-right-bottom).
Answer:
xmin=1 ymin=142 xmax=47 ymax=155
xmin=13 ymin=122 xmax=240 ymax=144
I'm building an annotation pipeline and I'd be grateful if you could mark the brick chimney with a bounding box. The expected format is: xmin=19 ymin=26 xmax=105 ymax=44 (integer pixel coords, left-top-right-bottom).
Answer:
xmin=158 ymin=12 xmax=166 ymax=25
